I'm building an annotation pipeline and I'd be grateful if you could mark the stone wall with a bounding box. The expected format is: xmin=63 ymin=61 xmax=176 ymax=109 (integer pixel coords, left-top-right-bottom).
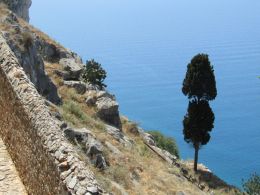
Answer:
xmin=0 ymin=35 xmax=102 ymax=194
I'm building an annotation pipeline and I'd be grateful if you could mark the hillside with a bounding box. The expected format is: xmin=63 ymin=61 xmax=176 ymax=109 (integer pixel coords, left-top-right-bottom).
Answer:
xmin=0 ymin=2 xmax=242 ymax=195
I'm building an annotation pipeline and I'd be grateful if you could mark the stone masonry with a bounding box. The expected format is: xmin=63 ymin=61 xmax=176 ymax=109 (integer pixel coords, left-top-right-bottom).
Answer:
xmin=0 ymin=138 xmax=27 ymax=195
xmin=0 ymin=34 xmax=103 ymax=194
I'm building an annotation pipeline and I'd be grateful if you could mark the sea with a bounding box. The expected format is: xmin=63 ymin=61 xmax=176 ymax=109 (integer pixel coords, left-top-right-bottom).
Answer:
xmin=31 ymin=0 xmax=260 ymax=187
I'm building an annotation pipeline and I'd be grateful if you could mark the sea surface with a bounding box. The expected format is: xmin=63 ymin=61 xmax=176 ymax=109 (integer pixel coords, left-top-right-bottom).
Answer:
xmin=31 ymin=0 xmax=260 ymax=187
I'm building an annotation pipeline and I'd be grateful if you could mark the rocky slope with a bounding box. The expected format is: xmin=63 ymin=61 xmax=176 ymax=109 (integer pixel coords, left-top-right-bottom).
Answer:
xmin=0 ymin=2 xmax=242 ymax=195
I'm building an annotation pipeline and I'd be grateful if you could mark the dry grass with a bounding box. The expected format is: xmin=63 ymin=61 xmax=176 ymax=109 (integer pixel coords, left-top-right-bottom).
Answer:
xmin=0 ymin=6 xmax=17 ymax=41
xmin=88 ymin=118 xmax=241 ymax=195
xmin=0 ymin=3 xmax=8 ymax=17
xmin=121 ymin=117 xmax=140 ymax=136
xmin=18 ymin=18 xmax=65 ymax=50
xmin=53 ymin=79 xmax=240 ymax=194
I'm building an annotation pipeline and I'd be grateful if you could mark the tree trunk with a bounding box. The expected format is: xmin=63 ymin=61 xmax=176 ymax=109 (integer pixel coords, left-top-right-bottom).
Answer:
xmin=194 ymin=143 xmax=199 ymax=172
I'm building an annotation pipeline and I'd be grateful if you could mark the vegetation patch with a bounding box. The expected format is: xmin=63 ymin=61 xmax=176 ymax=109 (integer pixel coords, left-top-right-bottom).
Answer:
xmin=121 ymin=118 xmax=139 ymax=136
xmin=81 ymin=59 xmax=107 ymax=89
xmin=147 ymin=130 xmax=180 ymax=158
xmin=61 ymin=99 xmax=105 ymax=130
xmin=21 ymin=31 xmax=33 ymax=50
xmin=242 ymin=173 xmax=260 ymax=195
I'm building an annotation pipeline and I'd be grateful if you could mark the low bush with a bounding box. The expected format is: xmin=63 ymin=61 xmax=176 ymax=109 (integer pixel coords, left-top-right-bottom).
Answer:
xmin=81 ymin=59 xmax=107 ymax=89
xmin=242 ymin=173 xmax=260 ymax=195
xmin=147 ymin=130 xmax=180 ymax=158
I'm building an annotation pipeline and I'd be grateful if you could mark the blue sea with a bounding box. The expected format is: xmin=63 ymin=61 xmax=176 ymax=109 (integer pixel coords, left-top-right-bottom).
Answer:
xmin=31 ymin=0 xmax=260 ymax=187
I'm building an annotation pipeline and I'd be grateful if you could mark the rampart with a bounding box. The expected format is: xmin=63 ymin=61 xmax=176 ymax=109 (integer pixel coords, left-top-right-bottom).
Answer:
xmin=0 ymin=34 xmax=102 ymax=194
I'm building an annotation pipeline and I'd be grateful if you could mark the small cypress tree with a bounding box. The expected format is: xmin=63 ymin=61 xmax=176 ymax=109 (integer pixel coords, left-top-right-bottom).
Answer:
xmin=82 ymin=59 xmax=107 ymax=89
xmin=183 ymin=100 xmax=215 ymax=171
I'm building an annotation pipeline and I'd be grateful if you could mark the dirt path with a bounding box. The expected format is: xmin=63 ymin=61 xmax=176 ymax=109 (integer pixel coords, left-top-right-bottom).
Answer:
xmin=0 ymin=138 xmax=27 ymax=195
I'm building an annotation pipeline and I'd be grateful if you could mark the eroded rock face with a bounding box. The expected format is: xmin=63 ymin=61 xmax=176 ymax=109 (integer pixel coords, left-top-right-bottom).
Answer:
xmin=105 ymin=125 xmax=132 ymax=147
xmin=63 ymin=81 xmax=87 ymax=94
xmin=59 ymin=58 xmax=83 ymax=80
xmin=64 ymin=127 xmax=108 ymax=170
xmin=0 ymin=12 xmax=61 ymax=104
xmin=0 ymin=0 xmax=31 ymax=22
xmin=96 ymin=97 xmax=121 ymax=129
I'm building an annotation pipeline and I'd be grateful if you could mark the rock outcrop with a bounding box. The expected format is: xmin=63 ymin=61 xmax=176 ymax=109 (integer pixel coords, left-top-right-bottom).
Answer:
xmin=59 ymin=58 xmax=84 ymax=80
xmin=64 ymin=127 xmax=108 ymax=170
xmin=96 ymin=96 xmax=121 ymax=128
xmin=84 ymin=90 xmax=122 ymax=129
xmin=64 ymin=81 xmax=87 ymax=94
xmin=0 ymin=0 xmax=31 ymax=22
xmin=0 ymin=10 xmax=61 ymax=104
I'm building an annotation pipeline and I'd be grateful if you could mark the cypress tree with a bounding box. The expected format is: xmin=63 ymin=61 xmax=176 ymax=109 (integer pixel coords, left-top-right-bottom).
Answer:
xmin=182 ymin=53 xmax=217 ymax=171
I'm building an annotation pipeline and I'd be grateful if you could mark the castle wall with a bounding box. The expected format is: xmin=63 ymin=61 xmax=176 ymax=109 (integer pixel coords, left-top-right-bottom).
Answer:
xmin=0 ymin=35 xmax=101 ymax=195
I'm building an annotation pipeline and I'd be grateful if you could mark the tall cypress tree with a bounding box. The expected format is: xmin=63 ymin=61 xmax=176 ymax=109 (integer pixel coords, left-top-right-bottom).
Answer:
xmin=182 ymin=53 xmax=217 ymax=171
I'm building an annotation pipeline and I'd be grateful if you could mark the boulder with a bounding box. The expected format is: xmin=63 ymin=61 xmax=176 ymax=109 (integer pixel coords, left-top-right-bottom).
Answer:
xmin=161 ymin=149 xmax=178 ymax=162
xmin=40 ymin=43 xmax=60 ymax=62
xmin=105 ymin=125 xmax=124 ymax=141
xmin=85 ymin=83 xmax=100 ymax=91
xmin=60 ymin=122 xmax=68 ymax=130
xmin=85 ymin=95 xmax=97 ymax=106
xmin=63 ymin=81 xmax=86 ymax=94
xmin=85 ymin=90 xmax=113 ymax=106
xmin=64 ymin=128 xmax=92 ymax=143
xmin=95 ymin=154 xmax=107 ymax=170
xmin=96 ymin=97 xmax=121 ymax=128
xmin=96 ymin=91 xmax=115 ymax=100
xmin=59 ymin=58 xmax=83 ymax=80
xmin=142 ymin=132 xmax=156 ymax=146
xmin=105 ymin=125 xmax=132 ymax=147
xmin=86 ymin=186 xmax=99 ymax=195
xmin=86 ymin=137 xmax=103 ymax=157
xmin=105 ymin=141 xmax=122 ymax=156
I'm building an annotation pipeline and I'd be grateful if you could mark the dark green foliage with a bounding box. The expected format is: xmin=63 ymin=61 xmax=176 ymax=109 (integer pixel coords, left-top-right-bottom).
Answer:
xmin=82 ymin=59 xmax=107 ymax=89
xmin=183 ymin=100 xmax=215 ymax=147
xmin=22 ymin=32 xmax=33 ymax=50
xmin=147 ymin=130 xmax=180 ymax=158
xmin=182 ymin=53 xmax=217 ymax=171
xmin=242 ymin=173 xmax=260 ymax=195
xmin=182 ymin=54 xmax=217 ymax=101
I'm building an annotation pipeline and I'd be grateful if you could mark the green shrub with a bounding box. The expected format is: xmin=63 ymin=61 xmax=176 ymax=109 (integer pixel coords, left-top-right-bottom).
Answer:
xmin=62 ymin=100 xmax=88 ymax=125
xmin=242 ymin=173 xmax=260 ymax=195
xmin=147 ymin=130 xmax=180 ymax=158
xmin=81 ymin=59 xmax=107 ymax=89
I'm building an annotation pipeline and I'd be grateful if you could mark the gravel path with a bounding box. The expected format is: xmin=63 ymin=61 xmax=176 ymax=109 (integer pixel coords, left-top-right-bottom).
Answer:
xmin=0 ymin=138 xmax=27 ymax=195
